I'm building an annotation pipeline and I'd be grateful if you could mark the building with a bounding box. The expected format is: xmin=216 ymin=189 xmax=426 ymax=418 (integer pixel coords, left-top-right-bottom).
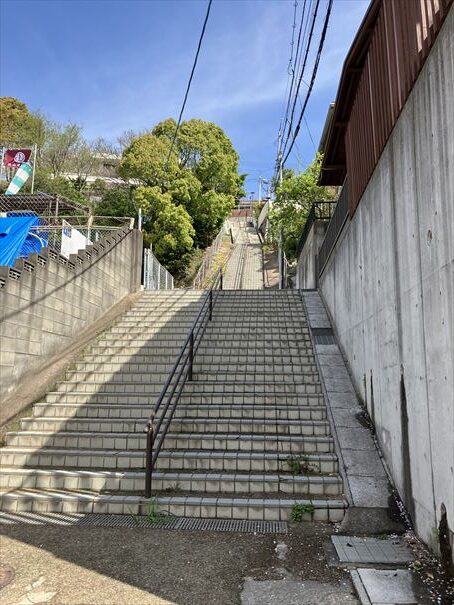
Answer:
xmin=297 ymin=0 xmax=453 ymax=561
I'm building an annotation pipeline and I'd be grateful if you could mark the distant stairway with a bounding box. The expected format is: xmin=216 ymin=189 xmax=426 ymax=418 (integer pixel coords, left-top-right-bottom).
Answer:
xmin=0 ymin=290 xmax=346 ymax=521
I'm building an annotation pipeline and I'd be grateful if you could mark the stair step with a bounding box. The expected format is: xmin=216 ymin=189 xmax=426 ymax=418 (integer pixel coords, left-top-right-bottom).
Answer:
xmin=20 ymin=417 xmax=331 ymax=436
xmin=32 ymin=403 xmax=327 ymax=421
xmin=0 ymin=489 xmax=346 ymax=521
xmin=43 ymin=392 xmax=325 ymax=405
xmin=194 ymin=372 xmax=321 ymax=384
xmin=0 ymin=469 xmax=343 ymax=496
xmin=0 ymin=448 xmax=339 ymax=473
xmin=5 ymin=431 xmax=335 ymax=453
xmin=51 ymin=381 xmax=323 ymax=395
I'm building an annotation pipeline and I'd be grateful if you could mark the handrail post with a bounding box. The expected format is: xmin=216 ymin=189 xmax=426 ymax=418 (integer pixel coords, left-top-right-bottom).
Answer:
xmin=209 ymin=290 xmax=213 ymax=320
xmin=189 ymin=330 xmax=194 ymax=381
xmin=220 ymin=270 xmax=223 ymax=290
xmin=144 ymin=418 xmax=155 ymax=499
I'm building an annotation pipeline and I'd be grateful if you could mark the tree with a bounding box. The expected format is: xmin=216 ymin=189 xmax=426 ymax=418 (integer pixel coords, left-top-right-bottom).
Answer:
xmin=270 ymin=154 xmax=336 ymax=259
xmin=119 ymin=134 xmax=179 ymax=187
xmin=120 ymin=118 xmax=242 ymax=250
xmin=41 ymin=122 xmax=81 ymax=177
xmin=94 ymin=186 xmax=135 ymax=218
xmin=0 ymin=97 xmax=34 ymax=143
xmin=134 ymin=186 xmax=194 ymax=275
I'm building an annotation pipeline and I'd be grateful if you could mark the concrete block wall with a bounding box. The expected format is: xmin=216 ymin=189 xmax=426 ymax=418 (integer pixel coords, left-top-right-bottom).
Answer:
xmin=319 ymin=12 xmax=453 ymax=556
xmin=0 ymin=228 xmax=143 ymax=408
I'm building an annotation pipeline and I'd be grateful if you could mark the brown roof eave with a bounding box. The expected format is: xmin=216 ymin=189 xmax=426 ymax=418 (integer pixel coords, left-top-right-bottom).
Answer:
xmin=319 ymin=0 xmax=381 ymax=185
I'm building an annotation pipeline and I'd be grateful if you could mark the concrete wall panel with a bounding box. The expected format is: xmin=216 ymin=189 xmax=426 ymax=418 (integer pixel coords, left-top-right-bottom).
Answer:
xmin=319 ymin=12 xmax=454 ymax=554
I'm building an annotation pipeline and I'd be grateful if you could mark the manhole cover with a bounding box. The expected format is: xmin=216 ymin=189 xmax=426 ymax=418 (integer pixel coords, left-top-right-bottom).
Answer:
xmin=0 ymin=564 xmax=15 ymax=589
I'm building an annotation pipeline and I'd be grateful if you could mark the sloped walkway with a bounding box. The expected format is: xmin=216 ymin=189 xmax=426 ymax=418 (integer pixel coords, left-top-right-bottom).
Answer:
xmin=223 ymin=217 xmax=263 ymax=289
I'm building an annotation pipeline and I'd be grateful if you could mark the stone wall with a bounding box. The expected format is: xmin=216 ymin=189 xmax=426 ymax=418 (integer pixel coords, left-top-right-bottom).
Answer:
xmin=319 ymin=12 xmax=453 ymax=556
xmin=0 ymin=228 xmax=143 ymax=412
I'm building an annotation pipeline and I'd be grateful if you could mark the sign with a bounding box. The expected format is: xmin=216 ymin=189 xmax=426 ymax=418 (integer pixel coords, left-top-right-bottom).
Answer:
xmin=3 ymin=148 xmax=32 ymax=168
xmin=5 ymin=162 xmax=33 ymax=195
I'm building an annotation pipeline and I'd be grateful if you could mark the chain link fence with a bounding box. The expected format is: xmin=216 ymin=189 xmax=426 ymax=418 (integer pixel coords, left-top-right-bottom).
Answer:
xmin=192 ymin=220 xmax=233 ymax=289
xmin=143 ymin=248 xmax=174 ymax=290
xmin=0 ymin=192 xmax=134 ymax=260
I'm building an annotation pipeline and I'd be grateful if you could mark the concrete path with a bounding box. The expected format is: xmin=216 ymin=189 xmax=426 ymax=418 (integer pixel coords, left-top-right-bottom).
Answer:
xmin=0 ymin=523 xmax=359 ymax=605
xmin=223 ymin=217 xmax=263 ymax=289
xmin=301 ymin=291 xmax=395 ymax=526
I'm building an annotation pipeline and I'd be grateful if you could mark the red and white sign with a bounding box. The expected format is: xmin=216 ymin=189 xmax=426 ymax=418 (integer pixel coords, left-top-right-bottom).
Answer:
xmin=3 ymin=148 xmax=32 ymax=168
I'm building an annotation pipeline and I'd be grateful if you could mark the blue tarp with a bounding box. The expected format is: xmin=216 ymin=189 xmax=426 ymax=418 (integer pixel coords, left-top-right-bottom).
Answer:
xmin=0 ymin=215 xmax=48 ymax=267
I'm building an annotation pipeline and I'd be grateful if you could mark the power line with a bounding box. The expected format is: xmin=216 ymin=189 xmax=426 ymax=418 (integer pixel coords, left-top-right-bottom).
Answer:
xmin=282 ymin=0 xmax=333 ymax=166
xmin=165 ymin=0 xmax=213 ymax=167
xmin=281 ymin=1 xmax=308 ymax=137
xmin=283 ymin=0 xmax=320 ymax=156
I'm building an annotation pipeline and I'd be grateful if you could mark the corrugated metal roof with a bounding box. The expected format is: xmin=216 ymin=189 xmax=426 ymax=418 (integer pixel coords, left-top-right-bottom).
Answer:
xmin=320 ymin=0 xmax=453 ymax=215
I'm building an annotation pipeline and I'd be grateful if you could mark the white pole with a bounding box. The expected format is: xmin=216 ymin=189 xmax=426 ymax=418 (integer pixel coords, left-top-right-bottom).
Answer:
xmin=31 ymin=144 xmax=37 ymax=193
xmin=0 ymin=146 xmax=5 ymax=183
xmin=258 ymin=177 xmax=262 ymax=203
xmin=138 ymin=207 xmax=142 ymax=230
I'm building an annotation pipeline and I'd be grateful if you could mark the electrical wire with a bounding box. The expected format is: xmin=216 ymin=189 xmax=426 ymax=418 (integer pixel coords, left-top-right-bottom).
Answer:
xmin=165 ymin=0 xmax=213 ymax=167
xmin=284 ymin=0 xmax=320 ymax=148
xmin=282 ymin=0 xmax=333 ymax=166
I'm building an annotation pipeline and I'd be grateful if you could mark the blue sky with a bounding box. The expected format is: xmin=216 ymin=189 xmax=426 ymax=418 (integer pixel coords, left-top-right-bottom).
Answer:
xmin=0 ymin=0 xmax=369 ymax=195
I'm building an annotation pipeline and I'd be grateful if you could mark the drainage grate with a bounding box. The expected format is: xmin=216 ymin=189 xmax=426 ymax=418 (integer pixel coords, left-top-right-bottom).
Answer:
xmin=0 ymin=512 xmax=287 ymax=534
xmin=312 ymin=328 xmax=336 ymax=345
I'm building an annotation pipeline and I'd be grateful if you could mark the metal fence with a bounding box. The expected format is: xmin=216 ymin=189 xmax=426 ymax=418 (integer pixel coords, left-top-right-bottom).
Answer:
xmin=296 ymin=200 xmax=337 ymax=257
xmin=256 ymin=200 xmax=270 ymax=236
xmin=143 ymin=248 xmax=174 ymax=290
xmin=317 ymin=184 xmax=349 ymax=276
xmin=192 ymin=221 xmax=232 ymax=289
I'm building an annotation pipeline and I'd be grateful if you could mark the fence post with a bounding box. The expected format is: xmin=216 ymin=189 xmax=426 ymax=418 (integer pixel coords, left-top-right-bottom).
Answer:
xmin=209 ymin=290 xmax=213 ymax=320
xmin=189 ymin=331 xmax=194 ymax=381
xmin=220 ymin=271 xmax=223 ymax=291
xmin=144 ymin=421 xmax=154 ymax=498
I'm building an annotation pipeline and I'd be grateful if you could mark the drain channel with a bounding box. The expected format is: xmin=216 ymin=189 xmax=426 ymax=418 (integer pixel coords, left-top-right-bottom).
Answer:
xmin=0 ymin=512 xmax=288 ymax=534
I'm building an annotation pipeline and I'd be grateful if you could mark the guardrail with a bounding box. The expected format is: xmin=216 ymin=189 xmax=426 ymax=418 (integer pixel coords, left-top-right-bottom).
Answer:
xmin=317 ymin=183 xmax=349 ymax=276
xmin=144 ymin=269 xmax=223 ymax=498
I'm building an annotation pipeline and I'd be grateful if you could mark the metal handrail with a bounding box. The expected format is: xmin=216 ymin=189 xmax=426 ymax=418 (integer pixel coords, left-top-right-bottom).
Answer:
xmin=144 ymin=269 xmax=224 ymax=498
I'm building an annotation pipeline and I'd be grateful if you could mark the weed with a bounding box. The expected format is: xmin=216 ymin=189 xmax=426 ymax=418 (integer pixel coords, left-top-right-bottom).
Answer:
xmin=145 ymin=498 xmax=175 ymax=523
xmin=290 ymin=503 xmax=315 ymax=522
xmin=286 ymin=455 xmax=318 ymax=475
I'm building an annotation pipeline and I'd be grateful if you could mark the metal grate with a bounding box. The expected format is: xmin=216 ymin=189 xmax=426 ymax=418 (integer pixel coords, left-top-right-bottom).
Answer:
xmin=0 ymin=512 xmax=288 ymax=534
xmin=312 ymin=328 xmax=336 ymax=345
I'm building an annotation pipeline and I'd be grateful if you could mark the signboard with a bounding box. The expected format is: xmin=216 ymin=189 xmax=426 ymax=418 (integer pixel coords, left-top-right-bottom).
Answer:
xmin=4 ymin=162 xmax=33 ymax=195
xmin=3 ymin=148 xmax=33 ymax=168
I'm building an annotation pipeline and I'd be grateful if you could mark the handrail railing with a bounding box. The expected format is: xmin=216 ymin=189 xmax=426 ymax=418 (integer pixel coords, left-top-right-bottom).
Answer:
xmin=144 ymin=268 xmax=224 ymax=498
xmin=317 ymin=183 xmax=349 ymax=276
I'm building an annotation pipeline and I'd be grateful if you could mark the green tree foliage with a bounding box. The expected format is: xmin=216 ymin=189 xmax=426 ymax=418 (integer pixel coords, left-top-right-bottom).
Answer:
xmin=0 ymin=97 xmax=35 ymax=144
xmin=119 ymin=134 xmax=179 ymax=187
xmin=94 ymin=186 xmax=135 ymax=218
xmin=120 ymin=118 xmax=242 ymax=271
xmin=270 ymin=154 xmax=336 ymax=259
xmin=134 ymin=186 xmax=194 ymax=274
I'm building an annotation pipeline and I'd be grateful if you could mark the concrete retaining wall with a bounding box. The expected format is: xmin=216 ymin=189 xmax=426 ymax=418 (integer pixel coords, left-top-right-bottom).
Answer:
xmin=296 ymin=221 xmax=328 ymax=290
xmin=0 ymin=228 xmax=143 ymax=414
xmin=319 ymin=12 xmax=453 ymax=555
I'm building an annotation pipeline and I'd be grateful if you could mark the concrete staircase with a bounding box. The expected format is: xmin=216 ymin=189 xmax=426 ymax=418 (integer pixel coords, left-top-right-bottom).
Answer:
xmin=0 ymin=289 xmax=347 ymax=521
